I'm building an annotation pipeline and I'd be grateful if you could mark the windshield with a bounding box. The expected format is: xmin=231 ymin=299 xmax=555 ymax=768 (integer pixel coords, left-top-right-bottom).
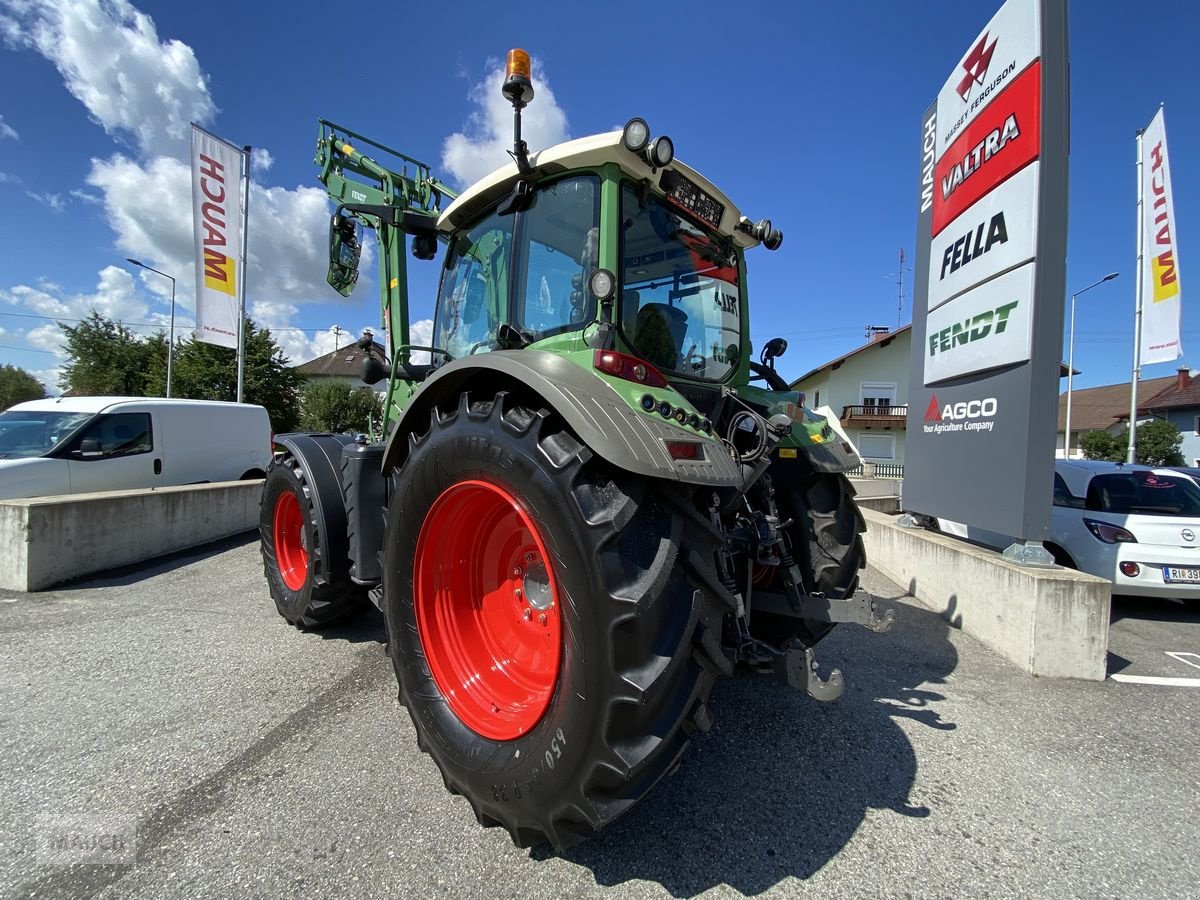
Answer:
xmin=1086 ymin=471 xmax=1200 ymax=516
xmin=618 ymin=184 xmax=741 ymax=382
xmin=0 ymin=410 xmax=93 ymax=459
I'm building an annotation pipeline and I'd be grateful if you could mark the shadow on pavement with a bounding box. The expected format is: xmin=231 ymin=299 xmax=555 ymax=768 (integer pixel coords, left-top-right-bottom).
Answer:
xmin=1110 ymin=593 xmax=1200 ymax=625
xmin=545 ymin=590 xmax=959 ymax=896
xmin=62 ymin=531 xmax=260 ymax=590
xmin=313 ymin=603 xmax=387 ymax=644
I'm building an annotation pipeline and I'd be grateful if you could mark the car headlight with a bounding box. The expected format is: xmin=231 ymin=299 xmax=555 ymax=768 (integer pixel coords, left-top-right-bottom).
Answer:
xmin=1083 ymin=518 xmax=1137 ymax=544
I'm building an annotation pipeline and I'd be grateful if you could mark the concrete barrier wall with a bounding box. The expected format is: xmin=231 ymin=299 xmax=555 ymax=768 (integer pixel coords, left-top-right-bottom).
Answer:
xmin=860 ymin=507 xmax=1111 ymax=680
xmin=0 ymin=481 xmax=262 ymax=592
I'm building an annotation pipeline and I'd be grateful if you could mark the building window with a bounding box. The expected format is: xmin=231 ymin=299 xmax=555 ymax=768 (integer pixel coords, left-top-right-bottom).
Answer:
xmin=860 ymin=381 xmax=897 ymax=410
xmin=1194 ymin=415 xmax=1200 ymax=436
xmin=857 ymin=432 xmax=895 ymax=460
xmin=814 ymin=390 xmax=820 ymax=408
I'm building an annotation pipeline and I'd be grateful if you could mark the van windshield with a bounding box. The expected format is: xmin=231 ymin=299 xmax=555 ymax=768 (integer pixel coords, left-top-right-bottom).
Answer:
xmin=0 ymin=411 xmax=93 ymax=459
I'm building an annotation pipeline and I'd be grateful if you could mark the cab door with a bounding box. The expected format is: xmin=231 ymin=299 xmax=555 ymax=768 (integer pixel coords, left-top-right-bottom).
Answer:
xmin=64 ymin=411 xmax=162 ymax=494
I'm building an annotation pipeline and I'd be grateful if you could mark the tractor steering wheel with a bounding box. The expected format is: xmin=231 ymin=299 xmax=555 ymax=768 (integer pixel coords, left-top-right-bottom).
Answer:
xmin=747 ymin=361 xmax=790 ymax=392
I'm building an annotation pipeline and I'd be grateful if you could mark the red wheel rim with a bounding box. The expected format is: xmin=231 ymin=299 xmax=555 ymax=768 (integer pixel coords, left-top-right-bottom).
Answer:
xmin=273 ymin=490 xmax=308 ymax=591
xmin=415 ymin=479 xmax=563 ymax=741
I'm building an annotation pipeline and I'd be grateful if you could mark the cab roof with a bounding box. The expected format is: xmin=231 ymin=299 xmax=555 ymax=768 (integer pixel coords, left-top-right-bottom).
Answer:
xmin=437 ymin=130 xmax=759 ymax=249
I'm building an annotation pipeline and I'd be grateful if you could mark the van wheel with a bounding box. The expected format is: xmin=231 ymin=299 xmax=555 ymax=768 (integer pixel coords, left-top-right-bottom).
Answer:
xmin=260 ymin=452 xmax=361 ymax=628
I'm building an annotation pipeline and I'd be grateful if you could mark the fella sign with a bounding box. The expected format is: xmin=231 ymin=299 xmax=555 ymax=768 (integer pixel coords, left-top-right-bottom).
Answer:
xmin=904 ymin=0 xmax=1069 ymax=541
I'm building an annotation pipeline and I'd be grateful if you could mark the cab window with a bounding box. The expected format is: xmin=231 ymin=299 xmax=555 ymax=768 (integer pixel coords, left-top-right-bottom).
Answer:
xmin=514 ymin=176 xmax=600 ymax=338
xmin=433 ymin=211 xmax=513 ymax=359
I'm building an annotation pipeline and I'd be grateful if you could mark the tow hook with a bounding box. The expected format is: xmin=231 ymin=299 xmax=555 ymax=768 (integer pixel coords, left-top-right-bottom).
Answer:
xmin=773 ymin=643 xmax=845 ymax=702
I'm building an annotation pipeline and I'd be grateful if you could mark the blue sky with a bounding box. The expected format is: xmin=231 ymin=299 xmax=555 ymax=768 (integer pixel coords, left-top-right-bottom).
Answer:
xmin=0 ymin=0 xmax=1194 ymax=393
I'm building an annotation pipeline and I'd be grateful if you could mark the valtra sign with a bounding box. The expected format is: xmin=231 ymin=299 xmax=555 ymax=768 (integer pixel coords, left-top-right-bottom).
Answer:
xmin=905 ymin=0 xmax=1069 ymax=541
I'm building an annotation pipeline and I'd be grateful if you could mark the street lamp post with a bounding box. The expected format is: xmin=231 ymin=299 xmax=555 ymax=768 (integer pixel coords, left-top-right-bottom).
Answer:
xmin=126 ymin=258 xmax=176 ymax=398
xmin=1065 ymin=271 xmax=1120 ymax=458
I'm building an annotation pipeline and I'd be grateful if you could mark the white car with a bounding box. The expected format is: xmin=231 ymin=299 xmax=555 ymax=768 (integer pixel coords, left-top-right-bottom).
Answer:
xmin=1050 ymin=459 xmax=1200 ymax=600
xmin=0 ymin=397 xmax=271 ymax=501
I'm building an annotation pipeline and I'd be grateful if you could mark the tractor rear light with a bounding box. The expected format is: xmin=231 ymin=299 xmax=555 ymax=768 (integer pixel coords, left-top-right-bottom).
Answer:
xmin=593 ymin=350 xmax=668 ymax=388
xmin=665 ymin=440 xmax=704 ymax=461
xmin=1084 ymin=519 xmax=1137 ymax=544
xmin=1119 ymin=561 xmax=1140 ymax=578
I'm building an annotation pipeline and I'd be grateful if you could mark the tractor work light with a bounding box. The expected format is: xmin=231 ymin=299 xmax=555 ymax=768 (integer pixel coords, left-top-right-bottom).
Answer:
xmin=588 ymin=268 xmax=616 ymax=302
xmin=647 ymin=135 xmax=674 ymax=168
xmin=622 ymin=117 xmax=650 ymax=153
xmin=754 ymin=218 xmax=784 ymax=251
xmin=594 ymin=350 xmax=669 ymax=388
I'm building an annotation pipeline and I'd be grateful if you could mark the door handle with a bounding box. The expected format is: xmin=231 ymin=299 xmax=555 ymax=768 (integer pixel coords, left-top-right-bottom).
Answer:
xmin=154 ymin=458 xmax=162 ymax=475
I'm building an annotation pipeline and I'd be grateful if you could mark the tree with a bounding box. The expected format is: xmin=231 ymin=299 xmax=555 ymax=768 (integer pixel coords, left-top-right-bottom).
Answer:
xmin=0 ymin=364 xmax=47 ymax=410
xmin=299 ymin=380 xmax=383 ymax=434
xmin=1079 ymin=429 xmax=1123 ymax=462
xmin=1133 ymin=419 xmax=1185 ymax=466
xmin=59 ymin=311 xmax=165 ymax=396
xmin=1078 ymin=421 xmax=1185 ymax=466
xmin=168 ymin=318 xmax=302 ymax=432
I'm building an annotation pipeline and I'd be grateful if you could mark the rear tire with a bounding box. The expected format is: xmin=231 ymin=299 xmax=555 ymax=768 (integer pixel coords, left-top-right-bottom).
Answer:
xmin=383 ymin=392 xmax=729 ymax=850
xmin=752 ymin=470 xmax=866 ymax=647
xmin=260 ymin=452 xmax=361 ymax=628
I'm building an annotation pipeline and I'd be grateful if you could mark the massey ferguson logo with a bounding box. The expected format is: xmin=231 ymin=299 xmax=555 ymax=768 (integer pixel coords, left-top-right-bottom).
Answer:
xmin=957 ymin=32 xmax=998 ymax=101
xmin=923 ymin=394 xmax=998 ymax=434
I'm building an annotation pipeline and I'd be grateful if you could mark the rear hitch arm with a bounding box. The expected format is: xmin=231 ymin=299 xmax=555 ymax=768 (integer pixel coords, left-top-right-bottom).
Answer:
xmin=796 ymin=588 xmax=896 ymax=633
xmin=774 ymin=642 xmax=845 ymax=702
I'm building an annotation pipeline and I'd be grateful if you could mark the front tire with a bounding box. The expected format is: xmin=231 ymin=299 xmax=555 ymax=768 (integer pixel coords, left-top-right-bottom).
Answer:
xmin=383 ymin=393 xmax=728 ymax=849
xmin=260 ymin=452 xmax=361 ymax=628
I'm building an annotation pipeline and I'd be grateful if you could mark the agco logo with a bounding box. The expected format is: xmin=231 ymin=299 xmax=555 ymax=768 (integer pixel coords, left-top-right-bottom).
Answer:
xmin=957 ymin=32 xmax=998 ymax=101
xmin=924 ymin=394 xmax=999 ymax=434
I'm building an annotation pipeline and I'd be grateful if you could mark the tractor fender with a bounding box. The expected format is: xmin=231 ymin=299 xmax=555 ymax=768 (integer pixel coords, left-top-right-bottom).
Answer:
xmin=381 ymin=351 xmax=743 ymax=487
xmin=273 ymin=432 xmax=356 ymax=582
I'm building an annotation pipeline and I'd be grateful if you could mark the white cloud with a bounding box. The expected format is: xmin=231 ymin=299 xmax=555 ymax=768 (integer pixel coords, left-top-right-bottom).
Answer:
xmin=0 ymin=0 xmax=216 ymax=157
xmin=0 ymin=171 xmax=21 ymax=184
xmin=28 ymin=367 xmax=62 ymax=396
xmin=25 ymin=190 xmax=63 ymax=211
xmin=0 ymin=115 xmax=16 ymax=140
xmin=441 ymin=58 xmax=569 ymax=187
xmin=250 ymin=147 xmax=273 ymax=174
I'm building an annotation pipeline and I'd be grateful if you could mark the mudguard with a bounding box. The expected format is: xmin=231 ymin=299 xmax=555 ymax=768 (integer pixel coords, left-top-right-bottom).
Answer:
xmin=273 ymin=433 xmax=356 ymax=583
xmin=381 ymin=351 xmax=744 ymax=487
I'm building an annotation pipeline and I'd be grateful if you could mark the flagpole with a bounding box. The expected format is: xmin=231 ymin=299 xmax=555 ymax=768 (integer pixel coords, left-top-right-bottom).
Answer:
xmin=1127 ymin=127 xmax=1145 ymax=463
xmin=236 ymin=145 xmax=251 ymax=403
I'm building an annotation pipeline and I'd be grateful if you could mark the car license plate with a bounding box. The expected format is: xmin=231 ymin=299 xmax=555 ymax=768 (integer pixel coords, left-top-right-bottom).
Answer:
xmin=1163 ymin=567 xmax=1200 ymax=584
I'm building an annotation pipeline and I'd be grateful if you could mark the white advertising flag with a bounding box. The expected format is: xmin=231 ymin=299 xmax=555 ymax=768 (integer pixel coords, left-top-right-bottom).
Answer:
xmin=190 ymin=125 xmax=245 ymax=349
xmin=1140 ymin=108 xmax=1183 ymax=364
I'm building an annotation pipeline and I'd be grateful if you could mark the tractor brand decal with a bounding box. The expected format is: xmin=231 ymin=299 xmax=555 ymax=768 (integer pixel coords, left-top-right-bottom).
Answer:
xmin=935 ymin=0 xmax=1041 ymax=160
xmin=927 ymin=300 xmax=1019 ymax=358
xmin=956 ymin=32 xmax=999 ymax=101
xmin=922 ymin=393 xmax=999 ymax=434
xmin=197 ymin=154 xmax=236 ymax=298
xmin=932 ymin=60 xmax=1041 ymax=237
xmin=940 ymin=212 xmax=1008 ymax=281
xmin=923 ymin=262 xmax=1035 ymax=384
xmin=927 ymin=164 xmax=1039 ymax=312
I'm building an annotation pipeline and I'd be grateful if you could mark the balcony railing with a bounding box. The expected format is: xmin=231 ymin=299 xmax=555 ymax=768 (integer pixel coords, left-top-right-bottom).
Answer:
xmin=846 ymin=462 xmax=905 ymax=479
xmin=841 ymin=404 xmax=908 ymax=427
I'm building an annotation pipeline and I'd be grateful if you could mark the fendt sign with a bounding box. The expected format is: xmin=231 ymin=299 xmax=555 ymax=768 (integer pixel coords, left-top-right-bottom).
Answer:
xmin=904 ymin=0 xmax=1069 ymax=540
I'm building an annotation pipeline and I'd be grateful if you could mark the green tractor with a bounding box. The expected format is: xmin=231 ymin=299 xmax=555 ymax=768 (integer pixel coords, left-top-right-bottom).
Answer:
xmin=260 ymin=49 xmax=891 ymax=850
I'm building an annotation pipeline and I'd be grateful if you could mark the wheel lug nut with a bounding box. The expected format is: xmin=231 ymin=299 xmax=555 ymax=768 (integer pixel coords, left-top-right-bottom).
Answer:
xmin=514 ymin=587 xmax=522 ymax=598
xmin=538 ymin=613 xmax=547 ymax=625
xmin=524 ymin=552 xmax=534 ymax=563
xmin=513 ymin=566 xmax=522 ymax=577
xmin=523 ymin=608 xmax=532 ymax=620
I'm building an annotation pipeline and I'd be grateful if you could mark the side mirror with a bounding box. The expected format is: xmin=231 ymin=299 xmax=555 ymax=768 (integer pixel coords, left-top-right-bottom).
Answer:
xmin=327 ymin=213 xmax=362 ymax=297
xmin=762 ymin=337 xmax=788 ymax=367
xmin=361 ymin=356 xmax=390 ymax=386
xmin=77 ymin=438 xmax=103 ymax=457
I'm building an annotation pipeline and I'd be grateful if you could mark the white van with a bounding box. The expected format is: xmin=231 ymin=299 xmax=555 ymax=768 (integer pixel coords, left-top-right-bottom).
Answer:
xmin=0 ymin=397 xmax=272 ymax=501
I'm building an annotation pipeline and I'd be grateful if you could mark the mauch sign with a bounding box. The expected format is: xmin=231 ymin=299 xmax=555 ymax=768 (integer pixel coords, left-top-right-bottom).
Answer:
xmin=904 ymin=0 xmax=1069 ymax=542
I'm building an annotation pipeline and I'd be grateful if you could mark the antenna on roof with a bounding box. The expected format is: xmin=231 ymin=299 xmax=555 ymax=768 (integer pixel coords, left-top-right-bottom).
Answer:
xmin=883 ymin=248 xmax=913 ymax=327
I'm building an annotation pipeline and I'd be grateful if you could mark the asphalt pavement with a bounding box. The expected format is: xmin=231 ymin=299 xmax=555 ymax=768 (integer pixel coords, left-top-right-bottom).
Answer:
xmin=1 ymin=535 xmax=1198 ymax=899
